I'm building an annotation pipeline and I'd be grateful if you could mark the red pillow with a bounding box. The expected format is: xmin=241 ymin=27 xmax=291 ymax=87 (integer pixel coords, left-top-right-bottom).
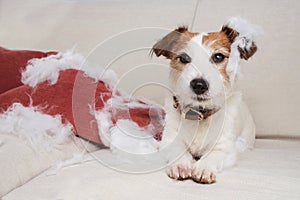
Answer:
xmin=0 ymin=48 xmax=163 ymax=145
xmin=0 ymin=47 xmax=57 ymax=94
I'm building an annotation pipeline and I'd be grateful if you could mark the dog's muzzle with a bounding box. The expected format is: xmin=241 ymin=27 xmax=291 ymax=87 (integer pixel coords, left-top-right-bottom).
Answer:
xmin=173 ymin=96 xmax=219 ymax=121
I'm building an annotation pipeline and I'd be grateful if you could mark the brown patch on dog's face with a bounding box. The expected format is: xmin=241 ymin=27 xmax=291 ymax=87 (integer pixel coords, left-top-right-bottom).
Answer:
xmin=202 ymin=31 xmax=232 ymax=54
xmin=200 ymin=26 xmax=257 ymax=82
xmin=202 ymin=31 xmax=232 ymax=82
xmin=151 ymin=26 xmax=198 ymax=71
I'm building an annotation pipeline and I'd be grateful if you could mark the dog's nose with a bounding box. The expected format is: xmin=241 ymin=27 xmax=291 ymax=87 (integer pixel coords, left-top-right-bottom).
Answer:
xmin=190 ymin=78 xmax=209 ymax=95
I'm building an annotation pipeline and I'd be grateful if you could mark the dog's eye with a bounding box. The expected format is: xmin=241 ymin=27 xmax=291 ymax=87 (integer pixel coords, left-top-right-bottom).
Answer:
xmin=177 ymin=53 xmax=191 ymax=64
xmin=211 ymin=53 xmax=225 ymax=63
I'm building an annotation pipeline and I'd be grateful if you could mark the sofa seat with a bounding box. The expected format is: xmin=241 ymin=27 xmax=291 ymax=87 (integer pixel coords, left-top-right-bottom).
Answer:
xmin=3 ymin=138 xmax=300 ymax=200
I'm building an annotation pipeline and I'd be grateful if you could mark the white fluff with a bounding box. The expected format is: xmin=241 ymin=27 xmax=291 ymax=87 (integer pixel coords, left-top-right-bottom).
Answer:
xmin=0 ymin=103 xmax=73 ymax=151
xmin=94 ymin=109 xmax=113 ymax=147
xmin=21 ymin=50 xmax=83 ymax=87
xmin=225 ymin=17 xmax=263 ymax=82
xmin=225 ymin=17 xmax=263 ymax=41
xmin=106 ymin=93 xmax=156 ymax=110
xmin=93 ymin=92 xmax=163 ymax=154
xmin=110 ymin=120 xmax=159 ymax=154
xmin=18 ymin=49 xmax=163 ymax=154
xmin=83 ymin=64 xmax=119 ymax=90
xmin=21 ymin=50 xmax=119 ymax=90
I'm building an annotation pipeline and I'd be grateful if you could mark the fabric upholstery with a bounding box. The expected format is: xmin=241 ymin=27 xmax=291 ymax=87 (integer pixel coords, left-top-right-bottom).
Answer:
xmin=0 ymin=132 xmax=97 ymax=197
xmin=3 ymin=139 xmax=300 ymax=200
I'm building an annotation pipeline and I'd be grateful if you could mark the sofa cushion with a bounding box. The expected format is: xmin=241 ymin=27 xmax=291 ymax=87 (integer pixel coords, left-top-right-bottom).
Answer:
xmin=0 ymin=132 xmax=98 ymax=197
xmin=3 ymin=139 xmax=300 ymax=200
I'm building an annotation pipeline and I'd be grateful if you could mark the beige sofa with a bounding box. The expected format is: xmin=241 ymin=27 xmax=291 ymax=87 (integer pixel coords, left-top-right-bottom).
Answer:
xmin=1 ymin=0 xmax=300 ymax=199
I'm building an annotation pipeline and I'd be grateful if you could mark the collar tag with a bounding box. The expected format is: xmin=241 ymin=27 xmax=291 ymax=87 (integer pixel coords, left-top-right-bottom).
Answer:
xmin=182 ymin=107 xmax=204 ymax=121
xmin=173 ymin=96 xmax=219 ymax=121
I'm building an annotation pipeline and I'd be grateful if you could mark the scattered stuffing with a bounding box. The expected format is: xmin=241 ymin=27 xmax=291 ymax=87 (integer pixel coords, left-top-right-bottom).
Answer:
xmin=0 ymin=103 xmax=73 ymax=151
xmin=225 ymin=17 xmax=263 ymax=40
xmin=12 ymin=50 xmax=163 ymax=154
xmin=82 ymin=63 xmax=119 ymax=90
xmin=46 ymin=151 xmax=94 ymax=175
xmin=225 ymin=17 xmax=263 ymax=82
xmin=94 ymin=109 xmax=113 ymax=147
xmin=93 ymin=91 xmax=163 ymax=154
xmin=110 ymin=120 xmax=159 ymax=154
xmin=21 ymin=50 xmax=119 ymax=90
xmin=21 ymin=50 xmax=83 ymax=87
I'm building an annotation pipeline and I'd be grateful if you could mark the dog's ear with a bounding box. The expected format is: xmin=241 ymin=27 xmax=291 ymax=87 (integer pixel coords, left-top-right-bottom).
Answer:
xmin=237 ymin=41 xmax=257 ymax=60
xmin=151 ymin=26 xmax=197 ymax=59
xmin=221 ymin=26 xmax=239 ymax=43
xmin=221 ymin=17 xmax=261 ymax=60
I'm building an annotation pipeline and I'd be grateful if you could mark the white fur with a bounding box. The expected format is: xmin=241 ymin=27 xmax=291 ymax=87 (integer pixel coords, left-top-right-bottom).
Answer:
xmin=159 ymin=17 xmax=257 ymax=183
xmin=178 ymin=34 xmax=226 ymax=109
xmin=0 ymin=103 xmax=73 ymax=151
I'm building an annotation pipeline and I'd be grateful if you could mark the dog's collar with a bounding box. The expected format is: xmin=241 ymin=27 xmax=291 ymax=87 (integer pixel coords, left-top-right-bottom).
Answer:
xmin=173 ymin=96 xmax=219 ymax=121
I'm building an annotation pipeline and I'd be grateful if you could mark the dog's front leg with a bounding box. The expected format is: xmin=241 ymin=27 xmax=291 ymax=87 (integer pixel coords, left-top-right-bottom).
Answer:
xmin=167 ymin=151 xmax=194 ymax=180
xmin=161 ymin=130 xmax=195 ymax=180
xmin=160 ymin=101 xmax=194 ymax=180
xmin=161 ymin=133 xmax=194 ymax=180
xmin=191 ymin=141 xmax=236 ymax=184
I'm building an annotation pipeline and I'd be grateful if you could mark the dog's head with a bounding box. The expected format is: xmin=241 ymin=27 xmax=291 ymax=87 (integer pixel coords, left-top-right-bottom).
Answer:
xmin=151 ymin=17 xmax=261 ymax=108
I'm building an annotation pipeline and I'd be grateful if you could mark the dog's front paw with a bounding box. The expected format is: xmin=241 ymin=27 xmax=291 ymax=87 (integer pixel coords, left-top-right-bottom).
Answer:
xmin=191 ymin=162 xmax=216 ymax=184
xmin=167 ymin=159 xmax=192 ymax=180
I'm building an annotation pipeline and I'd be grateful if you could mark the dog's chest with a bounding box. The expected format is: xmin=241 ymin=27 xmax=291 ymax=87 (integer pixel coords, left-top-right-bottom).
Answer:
xmin=177 ymin=118 xmax=209 ymax=157
xmin=180 ymin=115 xmax=225 ymax=157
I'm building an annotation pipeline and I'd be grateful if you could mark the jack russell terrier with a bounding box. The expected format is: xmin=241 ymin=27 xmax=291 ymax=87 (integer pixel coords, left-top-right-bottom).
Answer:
xmin=151 ymin=17 xmax=261 ymax=184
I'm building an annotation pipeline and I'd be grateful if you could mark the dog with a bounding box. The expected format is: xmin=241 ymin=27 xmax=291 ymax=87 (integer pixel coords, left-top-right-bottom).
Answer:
xmin=151 ymin=17 xmax=260 ymax=184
